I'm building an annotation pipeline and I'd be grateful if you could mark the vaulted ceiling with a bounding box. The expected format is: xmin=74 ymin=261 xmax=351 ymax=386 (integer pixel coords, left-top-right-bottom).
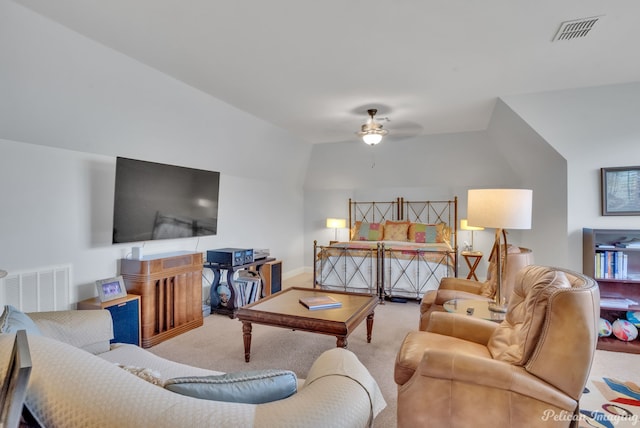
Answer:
xmin=16 ymin=0 xmax=640 ymax=144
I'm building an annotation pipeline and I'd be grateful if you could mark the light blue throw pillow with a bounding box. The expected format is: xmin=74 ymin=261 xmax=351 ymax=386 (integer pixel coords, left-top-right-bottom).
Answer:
xmin=0 ymin=305 xmax=42 ymax=336
xmin=164 ymin=369 xmax=297 ymax=404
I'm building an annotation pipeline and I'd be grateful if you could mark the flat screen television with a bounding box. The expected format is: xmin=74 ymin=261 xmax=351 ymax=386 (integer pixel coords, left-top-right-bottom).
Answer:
xmin=112 ymin=157 xmax=220 ymax=244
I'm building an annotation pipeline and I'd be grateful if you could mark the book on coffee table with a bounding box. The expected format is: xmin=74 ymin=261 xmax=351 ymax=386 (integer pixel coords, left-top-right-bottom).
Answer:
xmin=299 ymin=295 xmax=342 ymax=310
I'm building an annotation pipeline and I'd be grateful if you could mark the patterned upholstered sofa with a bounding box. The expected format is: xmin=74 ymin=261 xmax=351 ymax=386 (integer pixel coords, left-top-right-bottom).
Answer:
xmin=0 ymin=308 xmax=385 ymax=427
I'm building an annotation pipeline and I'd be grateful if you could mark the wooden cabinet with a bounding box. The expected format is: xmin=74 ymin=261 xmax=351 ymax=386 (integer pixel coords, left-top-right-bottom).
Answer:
xmin=583 ymin=228 xmax=640 ymax=353
xmin=78 ymin=294 xmax=141 ymax=346
xmin=121 ymin=252 xmax=203 ymax=348
xmin=460 ymin=251 xmax=483 ymax=281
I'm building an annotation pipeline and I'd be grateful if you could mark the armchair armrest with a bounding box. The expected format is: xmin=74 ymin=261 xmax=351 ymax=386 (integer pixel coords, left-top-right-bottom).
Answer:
xmin=413 ymin=349 xmax=576 ymax=411
xmin=420 ymin=290 xmax=438 ymax=310
xmin=426 ymin=312 xmax=497 ymax=345
xmin=28 ymin=310 xmax=114 ymax=354
xmin=255 ymin=348 xmax=386 ymax=428
xmin=438 ymin=277 xmax=485 ymax=294
xmin=420 ymin=279 xmax=487 ymax=312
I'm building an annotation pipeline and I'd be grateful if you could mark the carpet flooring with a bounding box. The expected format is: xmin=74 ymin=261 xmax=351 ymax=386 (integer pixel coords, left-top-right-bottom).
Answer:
xmin=580 ymin=350 xmax=640 ymax=428
xmin=148 ymin=276 xmax=640 ymax=428
xmin=150 ymin=294 xmax=414 ymax=427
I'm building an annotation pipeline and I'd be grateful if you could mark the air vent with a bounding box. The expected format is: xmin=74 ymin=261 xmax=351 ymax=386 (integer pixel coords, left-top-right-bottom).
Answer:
xmin=552 ymin=16 xmax=602 ymax=41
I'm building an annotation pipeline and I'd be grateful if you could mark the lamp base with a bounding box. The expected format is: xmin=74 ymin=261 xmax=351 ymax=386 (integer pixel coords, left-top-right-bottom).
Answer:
xmin=488 ymin=301 xmax=508 ymax=313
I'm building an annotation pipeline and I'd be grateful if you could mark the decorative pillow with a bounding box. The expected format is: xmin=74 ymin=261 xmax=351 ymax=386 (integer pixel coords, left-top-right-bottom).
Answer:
xmin=354 ymin=222 xmax=384 ymax=241
xmin=164 ymin=369 xmax=297 ymax=404
xmin=408 ymin=223 xmax=447 ymax=243
xmin=383 ymin=221 xmax=410 ymax=241
xmin=351 ymin=221 xmax=361 ymax=240
xmin=0 ymin=305 xmax=42 ymax=336
xmin=117 ymin=364 xmax=164 ymax=386
xmin=440 ymin=224 xmax=451 ymax=244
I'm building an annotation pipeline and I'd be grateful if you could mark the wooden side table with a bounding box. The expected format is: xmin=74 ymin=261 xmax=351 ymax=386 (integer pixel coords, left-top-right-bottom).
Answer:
xmin=461 ymin=251 xmax=483 ymax=280
xmin=78 ymin=294 xmax=141 ymax=346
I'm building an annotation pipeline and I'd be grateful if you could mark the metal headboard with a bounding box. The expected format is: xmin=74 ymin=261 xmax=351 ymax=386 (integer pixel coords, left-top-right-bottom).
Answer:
xmin=400 ymin=197 xmax=458 ymax=251
xmin=348 ymin=196 xmax=458 ymax=250
xmin=348 ymin=198 xmax=402 ymax=228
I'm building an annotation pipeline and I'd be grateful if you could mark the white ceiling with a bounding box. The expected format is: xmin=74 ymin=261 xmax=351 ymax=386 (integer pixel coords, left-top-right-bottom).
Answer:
xmin=16 ymin=0 xmax=640 ymax=144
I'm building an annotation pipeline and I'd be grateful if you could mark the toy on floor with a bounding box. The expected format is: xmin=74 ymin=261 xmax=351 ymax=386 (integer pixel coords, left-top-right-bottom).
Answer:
xmin=599 ymin=318 xmax=613 ymax=337
xmin=612 ymin=319 xmax=638 ymax=341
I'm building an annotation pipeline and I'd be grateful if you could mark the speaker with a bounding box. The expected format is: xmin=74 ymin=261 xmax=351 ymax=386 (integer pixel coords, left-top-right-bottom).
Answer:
xmin=261 ymin=260 xmax=282 ymax=296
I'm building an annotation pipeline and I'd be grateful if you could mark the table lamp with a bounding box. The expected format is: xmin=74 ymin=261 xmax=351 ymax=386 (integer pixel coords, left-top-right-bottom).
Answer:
xmin=460 ymin=219 xmax=484 ymax=252
xmin=326 ymin=218 xmax=347 ymax=241
xmin=467 ymin=189 xmax=532 ymax=312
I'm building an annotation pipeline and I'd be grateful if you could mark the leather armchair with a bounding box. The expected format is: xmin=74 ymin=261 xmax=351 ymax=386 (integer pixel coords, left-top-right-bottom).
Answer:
xmin=419 ymin=246 xmax=533 ymax=330
xmin=395 ymin=265 xmax=599 ymax=428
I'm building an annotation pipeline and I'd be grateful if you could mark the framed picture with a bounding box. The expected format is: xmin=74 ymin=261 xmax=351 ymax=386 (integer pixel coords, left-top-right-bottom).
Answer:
xmin=601 ymin=166 xmax=640 ymax=216
xmin=95 ymin=275 xmax=128 ymax=302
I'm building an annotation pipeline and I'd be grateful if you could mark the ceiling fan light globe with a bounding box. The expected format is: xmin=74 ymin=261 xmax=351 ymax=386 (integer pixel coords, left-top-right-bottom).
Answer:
xmin=362 ymin=133 xmax=383 ymax=145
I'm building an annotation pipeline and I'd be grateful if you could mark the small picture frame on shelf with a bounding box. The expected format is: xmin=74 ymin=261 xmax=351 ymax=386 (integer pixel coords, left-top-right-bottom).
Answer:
xmin=95 ymin=275 xmax=128 ymax=302
xmin=601 ymin=166 xmax=640 ymax=216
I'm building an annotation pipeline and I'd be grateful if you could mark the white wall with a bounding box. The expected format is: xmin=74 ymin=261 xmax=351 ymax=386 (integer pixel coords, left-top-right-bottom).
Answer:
xmin=304 ymin=83 xmax=640 ymax=275
xmin=502 ymin=82 xmax=640 ymax=271
xmin=0 ymin=1 xmax=310 ymax=304
xmin=487 ymin=99 xmax=568 ymax=268
xmin=302 ymin=131 xmax=527 ymax=275
xmin=4 ymin=0 xmax=639 ymax=307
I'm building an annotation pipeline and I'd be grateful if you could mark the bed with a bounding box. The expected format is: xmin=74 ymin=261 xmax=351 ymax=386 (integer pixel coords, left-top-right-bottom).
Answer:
xmin=314 ymin=197 xmax=458 ymax=301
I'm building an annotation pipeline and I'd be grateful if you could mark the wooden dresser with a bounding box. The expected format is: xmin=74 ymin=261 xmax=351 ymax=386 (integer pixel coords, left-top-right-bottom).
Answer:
xmin=120 ymin=251 xmax=203 ymax=348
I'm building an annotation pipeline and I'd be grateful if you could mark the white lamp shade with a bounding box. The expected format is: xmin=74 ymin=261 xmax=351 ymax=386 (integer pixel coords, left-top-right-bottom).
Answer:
xmin=326 ymin=218 xmax=347 ymax=229
xmin=460 ymin=219 xmax=484 ymax=231
xmin=362 ymin=133 xmax=383 ymax=145
xmin=467 ymin=189 xmax=532 ymax=230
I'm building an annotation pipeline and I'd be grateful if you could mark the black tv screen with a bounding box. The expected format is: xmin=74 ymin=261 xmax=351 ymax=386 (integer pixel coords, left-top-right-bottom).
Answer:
xmin=112 ymin=157 xmax=220 ymax=244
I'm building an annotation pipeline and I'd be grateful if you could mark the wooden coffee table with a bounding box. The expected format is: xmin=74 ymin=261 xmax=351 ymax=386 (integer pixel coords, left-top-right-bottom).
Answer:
xmin=235 ymin=287 xmax=378 ymax=362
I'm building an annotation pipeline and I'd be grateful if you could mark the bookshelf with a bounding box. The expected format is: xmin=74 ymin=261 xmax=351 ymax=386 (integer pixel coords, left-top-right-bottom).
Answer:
xmin=583 ymin=228 xmax=640 ymax=353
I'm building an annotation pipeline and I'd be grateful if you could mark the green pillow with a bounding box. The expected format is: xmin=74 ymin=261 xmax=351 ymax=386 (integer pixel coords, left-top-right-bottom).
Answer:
xmin=0 ymin=305 xmax=42 ymax=336
xmin=164 ymin=369 xmax=297 ymax=404
xmin=356 ymin=222 xmax=383 ymax=241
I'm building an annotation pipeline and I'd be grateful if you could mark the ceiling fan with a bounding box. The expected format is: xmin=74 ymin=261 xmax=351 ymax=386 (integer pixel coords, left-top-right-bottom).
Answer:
xmin=357 ymin=109 xmax=389 ymax=145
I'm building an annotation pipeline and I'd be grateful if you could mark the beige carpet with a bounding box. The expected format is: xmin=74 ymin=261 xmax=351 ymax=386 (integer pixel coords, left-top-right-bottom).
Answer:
xmin=148 ymin=274 xmax=640 ymax=428
xmin=150 ymin=274 xmax=410 ymax=427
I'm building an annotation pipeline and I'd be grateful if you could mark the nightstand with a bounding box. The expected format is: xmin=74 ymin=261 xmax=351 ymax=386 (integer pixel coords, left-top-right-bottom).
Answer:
xmin=461 ymin=251 xmax=483 ymax=281
xmin=78 ymin=294 xmax=141 ymax=346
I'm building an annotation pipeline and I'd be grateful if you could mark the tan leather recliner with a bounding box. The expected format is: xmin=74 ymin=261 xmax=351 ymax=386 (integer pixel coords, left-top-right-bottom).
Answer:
xmin=395 ymin=265 xmax=600 ymax=428
xmin=419 ymin=246 xmax=533 ymax=330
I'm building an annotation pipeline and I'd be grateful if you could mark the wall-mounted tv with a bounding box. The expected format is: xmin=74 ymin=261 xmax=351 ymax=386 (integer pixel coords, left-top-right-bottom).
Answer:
xmin=112 ymin=157 xmax=220 ymax=244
